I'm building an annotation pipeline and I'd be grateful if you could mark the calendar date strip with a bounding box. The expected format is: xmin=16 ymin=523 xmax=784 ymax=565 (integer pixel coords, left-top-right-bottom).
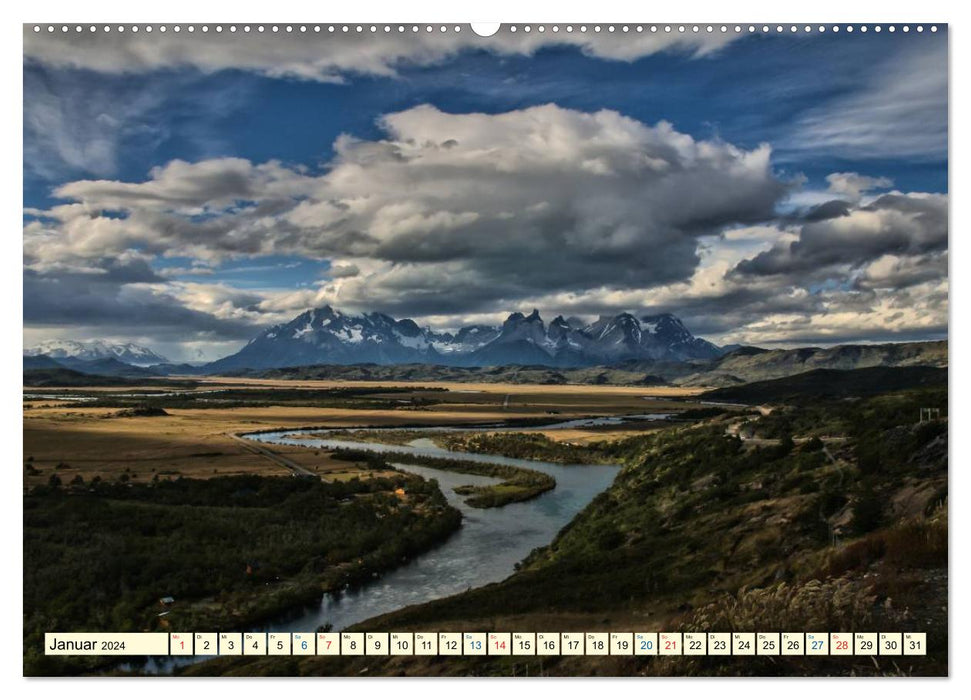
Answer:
xmin=45 ymin=631 xmax=926 ymax=656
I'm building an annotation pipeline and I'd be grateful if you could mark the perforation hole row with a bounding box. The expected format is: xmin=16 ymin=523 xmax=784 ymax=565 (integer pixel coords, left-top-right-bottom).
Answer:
xmin=32 ymin=24 xmax=940 ymax=35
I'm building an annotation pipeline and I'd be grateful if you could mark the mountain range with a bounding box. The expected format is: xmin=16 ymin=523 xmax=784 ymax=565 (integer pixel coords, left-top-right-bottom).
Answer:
xmin=23 ymin=339 xmax=168 ymax=366
xmin=22 ymin=306 xmax=948 ymax=386
xmin=204 ymin=306 xmax=723 ymax=372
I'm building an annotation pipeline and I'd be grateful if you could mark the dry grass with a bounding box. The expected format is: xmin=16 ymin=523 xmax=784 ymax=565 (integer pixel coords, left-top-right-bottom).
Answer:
xmin=24 ymin=379 xmax=691 ymax=486
xmin=22 ymin=405 xmax=406 ymax=485
xmin=817 ymin=515 xmax=948 ymax=579
xmin=680 ymin=578 xmax=877 ymax=633
xmin=192 ymin=376 xmax=707 ymax=396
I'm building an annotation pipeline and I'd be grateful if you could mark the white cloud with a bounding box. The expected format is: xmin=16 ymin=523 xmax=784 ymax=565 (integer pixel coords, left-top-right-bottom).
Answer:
xmin=23 ymin=28 xmax=739 ymax=83
xmin=26 ymin=104 xmax=787 ymax=319
xmin=825 ymin=172 xmax=893 ymax=201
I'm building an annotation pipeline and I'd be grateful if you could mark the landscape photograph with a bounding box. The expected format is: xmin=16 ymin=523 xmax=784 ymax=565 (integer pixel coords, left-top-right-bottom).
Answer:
xmin=22 ymin=23 xmax=948 ymax=677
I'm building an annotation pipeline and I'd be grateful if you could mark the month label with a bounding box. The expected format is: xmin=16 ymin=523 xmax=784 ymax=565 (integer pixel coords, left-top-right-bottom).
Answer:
xmin=44 ymin=633 xmax=169 ymax=656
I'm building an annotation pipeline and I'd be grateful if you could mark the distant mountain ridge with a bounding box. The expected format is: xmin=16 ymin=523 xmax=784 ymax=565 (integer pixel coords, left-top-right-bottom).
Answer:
xmin=22 ymin=354 xmax=157 ymax=378
xmin=21 ymin=312 xmax=946 ymax=387
xmin=225 ymin=339 xmax=946 ymax=388
xmin=677 ymin=341 xmax=948 ymax=387
xmin=204 ymin=305 xmax=723 ymax=372
xmin=23 ymin=339 xmax=167 ymax=366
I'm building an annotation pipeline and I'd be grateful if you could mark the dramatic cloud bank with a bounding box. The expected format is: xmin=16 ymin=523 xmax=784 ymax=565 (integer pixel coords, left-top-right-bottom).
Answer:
xmin=23 ymin=103 xmax=947 ymax=359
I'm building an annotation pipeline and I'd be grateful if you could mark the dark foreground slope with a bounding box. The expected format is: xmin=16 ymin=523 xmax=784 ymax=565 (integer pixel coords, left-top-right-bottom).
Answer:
xmin=701 ymin=366 xmax=947 ymax=404
xmin=191 ymin=380 xmax=947 ymax=677
xmin=24 ymin=473 xmax=461 ymax=676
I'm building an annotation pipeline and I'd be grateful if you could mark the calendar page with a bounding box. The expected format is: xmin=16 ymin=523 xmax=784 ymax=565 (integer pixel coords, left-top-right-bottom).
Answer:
xmin=22 ymin=20 xmax=948 ymax=679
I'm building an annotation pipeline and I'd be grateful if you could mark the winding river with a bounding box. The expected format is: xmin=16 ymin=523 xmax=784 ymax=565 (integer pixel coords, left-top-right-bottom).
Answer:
xmin=247 ymin=421 xmax=629 ymax=632
xmin=128 ymin=415 xmax=666 ymax=672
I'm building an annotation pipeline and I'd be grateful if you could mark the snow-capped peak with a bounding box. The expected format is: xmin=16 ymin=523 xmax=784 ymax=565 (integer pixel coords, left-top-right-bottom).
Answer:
xmin=204 ymin=305 xmax=721 ymax=372
xmin=23 ymin=339 xmax=169 ymax=366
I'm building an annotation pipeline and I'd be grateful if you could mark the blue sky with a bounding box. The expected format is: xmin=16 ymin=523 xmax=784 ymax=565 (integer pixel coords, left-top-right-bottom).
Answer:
xmin=23 ymin=26 xmax=948 ymax=360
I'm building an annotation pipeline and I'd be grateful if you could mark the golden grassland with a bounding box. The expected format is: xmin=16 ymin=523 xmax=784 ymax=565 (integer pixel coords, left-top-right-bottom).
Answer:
xmin=23 ymin=379 xmax=704 ymax=486
xmin=190 ymin=375 xmax=706 ymax=396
